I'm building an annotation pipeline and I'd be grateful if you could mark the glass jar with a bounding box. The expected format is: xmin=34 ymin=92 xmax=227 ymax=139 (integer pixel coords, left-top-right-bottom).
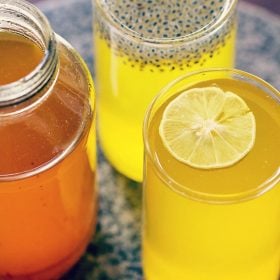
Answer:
xmin=0 ymin=0 xmax=97 ymax=279
xmin=93 ymin=0 xmax=237 ymax=181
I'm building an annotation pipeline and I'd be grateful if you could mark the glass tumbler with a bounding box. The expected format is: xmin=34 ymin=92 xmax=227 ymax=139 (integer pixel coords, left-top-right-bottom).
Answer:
xmin=143 ymin=69 xmax=280 ymax=280
xmin=93 ymin=0 xmax=238 ymax=181
xmin=0 ymin=0 xmax=97 ymax=279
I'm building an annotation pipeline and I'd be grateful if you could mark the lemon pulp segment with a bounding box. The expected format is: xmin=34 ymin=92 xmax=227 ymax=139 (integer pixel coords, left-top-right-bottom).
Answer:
xmin=159 ymin=87 xmax=256 ymax=169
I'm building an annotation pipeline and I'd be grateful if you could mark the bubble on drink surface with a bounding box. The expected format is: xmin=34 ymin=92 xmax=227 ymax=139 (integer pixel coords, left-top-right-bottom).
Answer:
xmin=95 ymin=0 xmax=235 ymax=70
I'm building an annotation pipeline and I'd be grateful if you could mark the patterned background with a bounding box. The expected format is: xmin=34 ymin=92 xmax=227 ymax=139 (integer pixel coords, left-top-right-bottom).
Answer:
xmin=32 ymin=0 xmax=280 ymax=279
xmin=30 ymin=0 xmax=280 ymax=15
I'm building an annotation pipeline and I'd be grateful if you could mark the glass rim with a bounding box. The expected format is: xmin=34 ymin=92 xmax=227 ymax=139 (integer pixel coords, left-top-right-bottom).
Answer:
xmin=94 ymin=0 xmax=238 ymax=45
xmin=143 ymin=68 xmax=280 ymax=204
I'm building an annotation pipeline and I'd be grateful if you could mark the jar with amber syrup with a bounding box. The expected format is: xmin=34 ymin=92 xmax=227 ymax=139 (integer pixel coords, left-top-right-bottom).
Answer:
xmin=0 ymin=0 xmax=97 ymax=279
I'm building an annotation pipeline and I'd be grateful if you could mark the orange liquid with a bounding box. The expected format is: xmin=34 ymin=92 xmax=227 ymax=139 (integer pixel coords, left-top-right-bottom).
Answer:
xmin=0 ymin=33 xmax=97 ymax=279
xmin=0 ymin=32 xmax=43 ymax=85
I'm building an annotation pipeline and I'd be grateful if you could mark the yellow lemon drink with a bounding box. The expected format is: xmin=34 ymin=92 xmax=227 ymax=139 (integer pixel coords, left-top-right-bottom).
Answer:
xmin=93 ymin=0 xmax=237 ymax=181
xmin=143 ymin=69 xmax=280 ymax=280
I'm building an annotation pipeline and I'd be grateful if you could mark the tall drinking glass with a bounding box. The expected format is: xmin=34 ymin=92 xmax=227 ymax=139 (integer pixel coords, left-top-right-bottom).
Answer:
xmin=93 ymin=0 xmax=238 ymax=181
xmin=143 ymin=69 xmax=280 ymax=280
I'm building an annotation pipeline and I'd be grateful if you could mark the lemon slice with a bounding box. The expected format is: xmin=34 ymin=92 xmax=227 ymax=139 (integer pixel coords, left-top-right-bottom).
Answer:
xmin=159 ymin=87 xmax=256 ymax=169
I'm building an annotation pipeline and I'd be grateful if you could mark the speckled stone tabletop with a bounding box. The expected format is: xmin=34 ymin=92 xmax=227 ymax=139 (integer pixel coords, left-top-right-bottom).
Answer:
xmin=34 ymin=0 xmax=280 ymax=279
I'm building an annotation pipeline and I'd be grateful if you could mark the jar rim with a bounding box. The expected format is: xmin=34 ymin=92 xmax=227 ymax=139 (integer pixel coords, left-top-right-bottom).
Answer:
xmin=0 ymin=0 xmax=57 ymax=107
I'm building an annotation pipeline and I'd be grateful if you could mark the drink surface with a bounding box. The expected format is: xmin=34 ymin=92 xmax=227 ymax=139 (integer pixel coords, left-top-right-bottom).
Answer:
xmin=0 ymin=32 xmax=44 ymax=86
xmin=94 ymin=0 xmax=236 ymax=181
xmin=143 ymin=77 xmax=280 ymax=280
xmin=0 ymin=32 xmax=97 ymax=279
xmin=149 ymin=78 xmax=280 ymax=195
